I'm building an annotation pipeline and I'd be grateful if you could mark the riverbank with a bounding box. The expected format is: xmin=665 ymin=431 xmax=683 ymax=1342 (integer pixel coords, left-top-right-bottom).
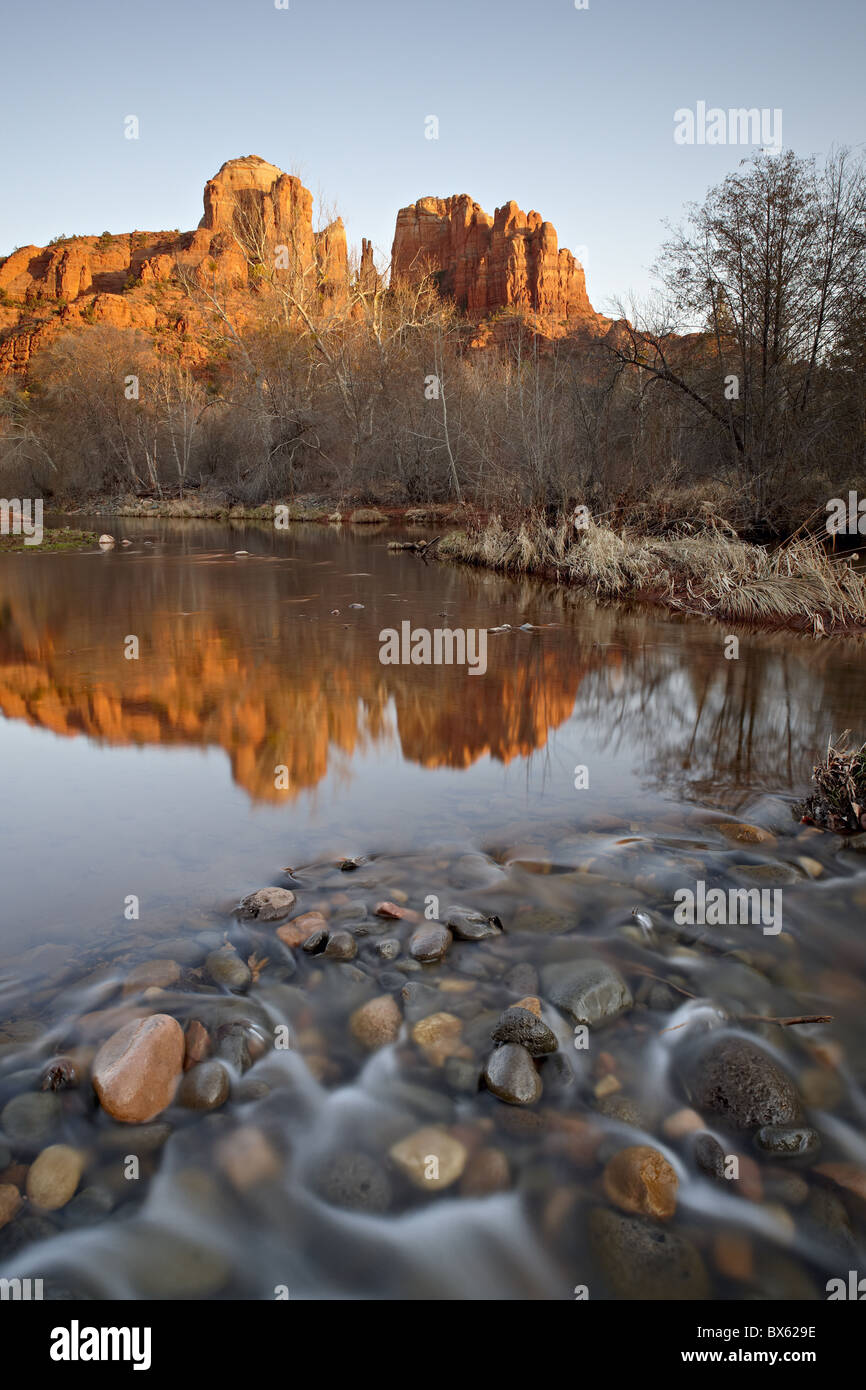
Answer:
xmin=436 ymin=515 xmax=866 ymax=637
xmin=46 ymin=495 xmax=866 ymax=635
xmin=68 ymin=493 xmax=464 ymax=526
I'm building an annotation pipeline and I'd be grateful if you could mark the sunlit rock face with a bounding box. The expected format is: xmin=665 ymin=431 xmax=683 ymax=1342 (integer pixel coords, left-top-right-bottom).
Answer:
xmin=391 ymin=193 xmax=605 ymax=333
xmin=0 ymin=156 xmax=348 ymax=373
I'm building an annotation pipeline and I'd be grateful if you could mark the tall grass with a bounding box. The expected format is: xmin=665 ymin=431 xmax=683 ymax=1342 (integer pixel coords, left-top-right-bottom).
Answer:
xmin=437 ymin=515 xmax=866 ymax=634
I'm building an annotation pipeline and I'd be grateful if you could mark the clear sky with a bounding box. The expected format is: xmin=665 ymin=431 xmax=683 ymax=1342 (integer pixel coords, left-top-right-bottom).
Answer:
xmin=1 ymin=0 xmax=863 ymax=312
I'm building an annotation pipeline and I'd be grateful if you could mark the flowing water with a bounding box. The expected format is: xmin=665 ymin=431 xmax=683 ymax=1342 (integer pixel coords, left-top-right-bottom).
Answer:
xmin=1 ymin=517 xmax=865 ymax=1300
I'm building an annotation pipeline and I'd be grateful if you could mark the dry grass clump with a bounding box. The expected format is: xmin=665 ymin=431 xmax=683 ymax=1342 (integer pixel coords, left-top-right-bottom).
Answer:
xmin=794 ymin=734 xmax=866 ymax=832
xmin=437 ymin=514 xmax=866 ymax=634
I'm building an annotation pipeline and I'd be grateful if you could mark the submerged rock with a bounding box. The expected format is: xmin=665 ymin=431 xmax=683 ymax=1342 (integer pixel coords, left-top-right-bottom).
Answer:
xmin=315 ymin=1153 xmax=391 ymax=1212
xmin=276 ymin=911 xmax=327 ymax=947
xmin=694 ymin=1132 xmax=727 ymax=1181
xmin=92 ymin=1014 xmax=184 ymax=1124
xmin=755 ymin=1125 xmax=820 ymax=1158
xmin=460 ymin=1146 xmax=511 ymax=1196
xmin=0 ymin=1091 xmax=61 ymax=1146
xmin=713 ymin=821 xmax=775 ymax=846
xmin=122 ymin=959 xmax=182 ymax=996
xmin=483 ymin=1043 xmax=542 ymax=1105
xmin=686 ymin=1036 xmax=803 ymax=1131
xmin=409 ymin=923 xmax=452 ymax=962
xmin=349 ymin=994 xmax=402 ymax=1050
xmin=491 ymin=1005 xmax=557 ymax=1056
xmin=375 ymin=937 xmax=401 ymax=960
xmin=0 ymin=1184 xmax=22 ymax=1230
xmin=389 ymin=1125 xmax=467 ymax=1190
xmin=324 ymin=930 xmax=358 ymax=961
xmin=602 ymin=1145 xmax=678 ymax=1220
xmin=445 ymin=906 xmax=503 ymax=941
xmin=178 ymin=1060 xmax=230 ymax=1112
xmin=25 ymin=1144 xmax=85 ymax=1211
xmin=589 ymin=1206 xmax=709 ymax=1300
xmin=542 ymin=958 xmax=633 ymax=1028
xmin=239 ymin=886 xmax=296 ymax=921
xmin=411 ymin=1012 xmax=468 ymax=1067
xmin=205 ymin=946 xmax=251 ymax=992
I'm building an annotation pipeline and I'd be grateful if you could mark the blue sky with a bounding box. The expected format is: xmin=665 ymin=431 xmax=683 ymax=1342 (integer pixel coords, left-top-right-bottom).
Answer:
xmin=1 ymin=0 xmax=863 ymax=311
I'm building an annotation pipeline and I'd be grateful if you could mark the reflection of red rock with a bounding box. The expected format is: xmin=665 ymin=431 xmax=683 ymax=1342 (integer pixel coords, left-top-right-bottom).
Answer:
xmin=392 ymin=194 xmax=606 ymax=334
xmin=0 ymin=595 xmax=600 ymax=802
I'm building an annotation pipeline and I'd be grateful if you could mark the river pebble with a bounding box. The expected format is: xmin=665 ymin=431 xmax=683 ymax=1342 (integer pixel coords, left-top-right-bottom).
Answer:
xmin=239 ymin=887 xmax=296 ymax=921
xmin=589 ymin=1206 xmax=709 ymax=1299
xmin=460 ymin=1146 xmax=510 ymax=1196
xmin=755 ymin=1125 xmax=821 ymax=1158
xmin=122 ymin=959 xmax=182 ymax=996
xmin=411 ymin=1012 xmax=469 ymax=1066
xmin=276 ymin=911 xmax=327 ymax=947
xmin=302 ymin=928 xmax=329 ymax=955
xmin=324 ymin=930 xmax=358 ymax=961
xmin=445 ymin=906 xmax=503 ymax=941
xmin=389 ymin=1125 xmax=467 ymax=1190
xmin=25 ymin=1144 xmax=85 ymax=1211
xmin=687 ymin=1035 xmax=803 ymax=1130
xmin=483 ymin=1043 xmax=542 ymax=1105
xmin=349 ymin=994 xmax=402 ymax=1050
xmin=603 ymin=1145 xmax=678 ymax=1220
xmin=491 ymin=1005 xmax=557 ymax=1055
xmin=410 ymin=923 xmax=452 ymax=962
xmin=178 ymin=1060 xmax=230 ymax=1111
xmin=92 ymin=1014 xmax=184 ymax=1124
xmin=0 ymin=1184 xmax=22 ymax=1229
xmin=542 ymin=958 xmax=633 ymax=1028
xmin=206 ymin=946 xmax=251 ymax=991
xmin=0 ymin=1091 xmax=61 ymax=1146
xmin=314 ymin=1153 xmax=392 ymax=1212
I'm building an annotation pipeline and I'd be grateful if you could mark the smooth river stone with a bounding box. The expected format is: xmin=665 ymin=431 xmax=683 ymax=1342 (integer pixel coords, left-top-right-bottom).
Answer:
xmin=483 ymin=1043 xmax=542 ymax=1105
xmin=349 ymin=994 xmax=402 ymax=1050
xmin=122 ymin=959 xmax=182 ymax=996
xmin=25 ymin=1144 xmax=85 ymax=1211
xmin=0 ymin=1184 xmax=23 ymax=1229
xmin=276 ymin=911 xmax=327 ymax=947
xmin=589 ymin=1207 xmax=709 ymax=1300
xmin=177 ymin=1060 xmax=230 ymax=1111
xmin=205 ymin=946 xmax=251 ymax=992
xmin=445 ymin=906 xmax=502 ymax=941
xmin=409 ymin=923 xmax=452 ymax=962
xmin=389 ymin=1125 xmax=467 ymax=1190
xmin=239 ymin=887 xmax=296 ymax=921
xmin=0 ymin=1091 xmax=61 ymax=1146
xmin=602 ymin=1145 xmax=678 ymax=1220
xmin=542 ymin=958 xmax=633 ymax=1028
xmin=92 ymin=1014 xmax=184 ymax=1123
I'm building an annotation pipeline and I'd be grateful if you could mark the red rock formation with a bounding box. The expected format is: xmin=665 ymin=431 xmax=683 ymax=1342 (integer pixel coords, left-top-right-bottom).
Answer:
xmin=359 ymin=237 xmax=378 ymax=295
xmin=391 ymin=194 xmax=603 ymax=331
xmin=0 ymin=156 xmax=350 ymax=373
xmin=314 ymin=218 xmax=349 ymax=297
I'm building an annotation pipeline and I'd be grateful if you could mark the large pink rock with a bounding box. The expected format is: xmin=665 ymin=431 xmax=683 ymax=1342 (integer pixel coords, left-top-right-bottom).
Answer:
xmin=92 ymin=1013 xmax=184 ymax=1123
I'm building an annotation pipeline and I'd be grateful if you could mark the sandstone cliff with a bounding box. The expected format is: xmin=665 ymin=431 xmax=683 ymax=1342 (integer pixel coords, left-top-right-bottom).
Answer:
xmin=391 ymin=193 xmax=604 ymax=333
xmin=0 ymin=156 xmax=348 ymax=373
xmin=0 ymin=159 xmax=607 ymax=375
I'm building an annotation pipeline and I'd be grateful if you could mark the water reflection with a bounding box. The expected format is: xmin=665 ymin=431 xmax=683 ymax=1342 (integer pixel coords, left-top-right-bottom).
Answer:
xmin=0 ymin=520 xmax=863 ymax=808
